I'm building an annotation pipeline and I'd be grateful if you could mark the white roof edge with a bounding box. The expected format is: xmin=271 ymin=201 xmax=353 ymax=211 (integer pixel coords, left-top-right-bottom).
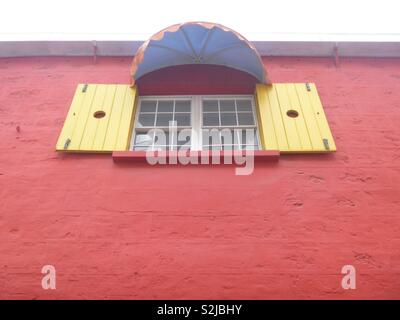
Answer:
xmin=0 ymin=40 xmax=400 ymax=58
xmin=1 ymin=32 xmax=400 ymax=42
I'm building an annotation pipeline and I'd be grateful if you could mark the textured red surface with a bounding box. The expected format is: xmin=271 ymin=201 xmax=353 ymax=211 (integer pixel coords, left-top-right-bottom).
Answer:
xmin=0 ymin=56 xmax=400 ymax=299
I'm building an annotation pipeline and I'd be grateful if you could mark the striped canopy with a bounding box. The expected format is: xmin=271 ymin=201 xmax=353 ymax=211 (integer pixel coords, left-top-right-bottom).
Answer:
xmin=130 ymin=22 xmax=269 ymax=85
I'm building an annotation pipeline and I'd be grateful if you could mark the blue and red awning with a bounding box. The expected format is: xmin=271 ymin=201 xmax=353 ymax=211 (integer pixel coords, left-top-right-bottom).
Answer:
xmin=130 ymin=22 xmax=270 ymax=85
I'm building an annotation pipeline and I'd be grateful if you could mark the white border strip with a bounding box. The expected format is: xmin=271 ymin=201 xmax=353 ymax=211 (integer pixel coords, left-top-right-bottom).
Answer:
xmin=0 ymin=40 xmax=400 ymax=57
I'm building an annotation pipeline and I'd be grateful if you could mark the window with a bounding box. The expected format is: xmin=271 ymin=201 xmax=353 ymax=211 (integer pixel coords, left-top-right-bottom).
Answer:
xmin=131 ymin=96 xmax=260 ymax=151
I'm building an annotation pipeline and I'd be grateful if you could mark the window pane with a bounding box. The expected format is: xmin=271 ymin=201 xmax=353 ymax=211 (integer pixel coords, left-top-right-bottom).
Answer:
xmin=203 ymin=100 xmax=218 ymax=112
xmin=220 ymin=113 xmax=237 ymax=126
xmin=177 ymin=129 xmax=191 ymax=146
xmin=154 ymin=131 xmax=169 ymax=146
xmin=138 ymin=113 xmax=155 ymax=127
xmin=174 ymin=113 xmax=191 ymax=126
xmin=238 ymin=112 xmax=254 ymax=125
xmin=158 ymin=100 xmax=174 ymax=112
xmin=220 ymin=129 xmax=234 ymax=145
xmin=134 ymin=132 xmax=154 ymax=147
xmin=236 ymin=99 xmax=252 ymax=112
xmin=175 ymin=100 xmax=191 ymax=112
xmin=156 ymin=113 xmax=173 ymax=126
xmin=203 ymin=129 xmax=221 ymax=145
xmin=140 ymin=100 xmax=157 ymax=113
xmin=240 ymin=129 xmax=257 ymax=145
xmin=220 ymin=100 xmax=235 ymax=112
xmin=203 ymin=113 xmax=219 ymax=126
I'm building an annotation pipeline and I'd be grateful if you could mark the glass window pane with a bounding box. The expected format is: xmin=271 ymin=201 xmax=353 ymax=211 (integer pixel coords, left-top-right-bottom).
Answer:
xmin=240 ymin=129 xmax=257 ymax=145
xmin=220 ymin=100 xmax=235 ymax=112
xmin=154 ymin=131 xmax=169 ymax=146
xmin=156 ymin=113 xmax=173 ymax=126
xmin=177 ymin=129 xmax=191 ymax=146
xmin=134 ymin=132 xmax=154 ymax=147
xmin=203 ymin=129 xmax=221 ymax=145
xmin=175 ymin=100 xmax=191 ymax=112
xmin=138 ymin=113 xmax=155 ymax=127
xmin=220 ymin=113 xmax=237 ymax=126
xmin=238 ymin=112 xmax=254 ymax=125
xmin=234 ymin=130 xmax=241 ymax=145
xmin=220 ymin=129 xmax=234 ymax=146
xmin=158 ymin=100 xmax=174 ymax=112
xmin=140 ymin=100 xmax=157 ymax=113
xmin=236 ymin=99 xmax=252 ymax=112
xmin=174 ymin=113 xmax=191 ymax=126
xmin=203 ymin=100 xmax=218 ymax=112
xmin=203 ymin=113 xmax=219 ymax=126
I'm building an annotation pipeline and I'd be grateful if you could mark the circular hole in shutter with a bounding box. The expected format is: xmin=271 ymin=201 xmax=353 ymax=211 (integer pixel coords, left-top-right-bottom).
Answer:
xmin=286 ymin=110 xmax=299 ymax=118
xmin=93 ymin=111 xmax=106 ymax=119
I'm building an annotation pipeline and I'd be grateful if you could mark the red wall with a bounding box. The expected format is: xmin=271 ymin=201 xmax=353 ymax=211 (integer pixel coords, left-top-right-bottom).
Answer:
xmin=0 ymin=56 xmax=400 ymax=299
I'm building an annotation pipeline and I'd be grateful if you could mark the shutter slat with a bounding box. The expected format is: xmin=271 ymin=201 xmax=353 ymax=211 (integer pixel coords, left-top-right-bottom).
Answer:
xmin=69 ymin=84 xmax=98 ymax=150
xmin=295 ymin=83 xmax=325 ymax=150
xmin=307 ymin=83 xmax=337 ymax=152
xmin=255 ymin=84 xmax=278 ymax=150
xmin=286 ymin=83 xmax=312 ymax=150
xmin=255 ymin=84 xmax=289 ymax=151
xmin=103 ymin=85 xmax=128 ymax=151
xmin=115 ymin=86 xmax=137 ymax=151
xmin=92 ymin=85 xmax=117 ymax=150
xmin=55 ymin=84 xmax=86 ymax=151
xmin=267 ymin=85 xmax=290 ymax=151
xmin=80 ymin=84 xmax=108 ymax=150
xmin=275 ymin=84 xmax=301 ymax=150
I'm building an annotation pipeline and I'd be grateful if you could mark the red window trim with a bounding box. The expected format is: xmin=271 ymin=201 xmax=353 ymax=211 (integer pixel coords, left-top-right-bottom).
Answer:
xmin=112 ymin=150 xmax=280 ymax=163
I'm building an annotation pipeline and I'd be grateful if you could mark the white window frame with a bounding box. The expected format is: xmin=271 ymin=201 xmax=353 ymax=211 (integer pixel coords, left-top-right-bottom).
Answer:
xmin=131 ymin=95 xmax=261 ymax=151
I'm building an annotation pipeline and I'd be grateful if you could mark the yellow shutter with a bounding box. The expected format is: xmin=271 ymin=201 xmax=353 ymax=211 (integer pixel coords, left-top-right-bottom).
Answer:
xmin=56 ymin=84 xmax=138 ymax=152
xmin=255 ymin=83 xmax=336 ymax=153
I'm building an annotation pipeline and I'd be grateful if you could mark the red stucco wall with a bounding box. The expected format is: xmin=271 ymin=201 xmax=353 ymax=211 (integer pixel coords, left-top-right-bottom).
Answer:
xmin=0 ymin=56 xmax=399 ymax=299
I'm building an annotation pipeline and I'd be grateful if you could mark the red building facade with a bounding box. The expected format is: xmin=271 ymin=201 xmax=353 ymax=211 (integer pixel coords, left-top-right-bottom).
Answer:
xmin=1 ymin=52 xmax=400 ymax=299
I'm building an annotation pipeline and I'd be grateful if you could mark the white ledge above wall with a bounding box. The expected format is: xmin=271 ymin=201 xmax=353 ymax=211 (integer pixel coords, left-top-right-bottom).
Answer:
xmin=1 ymin=40 xmax=400 ymax=58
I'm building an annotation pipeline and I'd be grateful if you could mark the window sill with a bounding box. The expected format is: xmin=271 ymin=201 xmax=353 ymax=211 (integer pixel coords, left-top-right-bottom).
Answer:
xmin=112 ymin=150 xmax=280 ymax=163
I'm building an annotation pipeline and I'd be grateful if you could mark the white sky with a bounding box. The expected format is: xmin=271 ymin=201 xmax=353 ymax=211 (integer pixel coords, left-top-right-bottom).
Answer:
xmin=1 ymin=0 xmax=400 ymax=41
